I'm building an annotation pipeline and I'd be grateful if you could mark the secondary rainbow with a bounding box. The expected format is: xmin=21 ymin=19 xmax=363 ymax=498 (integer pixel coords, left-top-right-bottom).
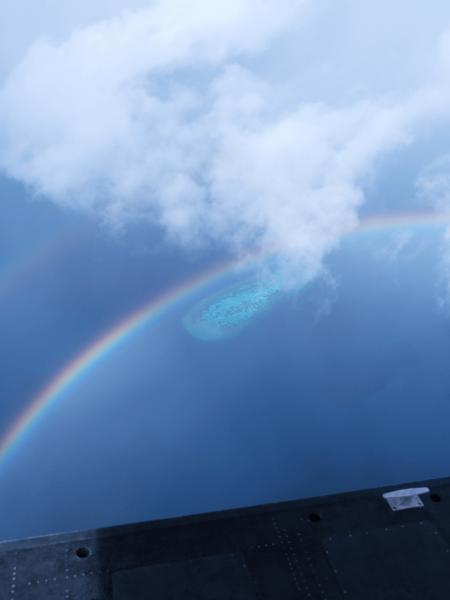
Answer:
xmin=1 ymin=209 xmax=450 ymax=465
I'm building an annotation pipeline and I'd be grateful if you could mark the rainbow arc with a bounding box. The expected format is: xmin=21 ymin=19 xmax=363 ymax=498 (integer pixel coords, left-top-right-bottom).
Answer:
xmin=1 ymin=210 xmax=449 ymax=464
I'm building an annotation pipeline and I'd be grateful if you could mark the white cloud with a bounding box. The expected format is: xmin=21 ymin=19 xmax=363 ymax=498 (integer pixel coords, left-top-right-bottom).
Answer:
xmin=414 ymin=25 xmax=450 ymax=305
xmin=2 ymin=0 xmax=450 ymax=282
xmin=0 ymin=1 xmax=151 ymax=80
xmin=417 ymin=155 xmax=450 ymax=212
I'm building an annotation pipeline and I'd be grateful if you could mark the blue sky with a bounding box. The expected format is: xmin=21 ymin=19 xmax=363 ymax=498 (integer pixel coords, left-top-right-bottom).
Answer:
xmin=2 ymin=1 xmax=450 ymax=541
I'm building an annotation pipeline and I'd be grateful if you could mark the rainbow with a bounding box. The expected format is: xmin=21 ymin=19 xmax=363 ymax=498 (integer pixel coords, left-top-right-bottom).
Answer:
xmin=355 ymin=210 xmax=450 ymax=234
xmin=0 ymin=252 xmax=260 ymax=463
xmin=1 ymin=209 xmax=450 ymax=464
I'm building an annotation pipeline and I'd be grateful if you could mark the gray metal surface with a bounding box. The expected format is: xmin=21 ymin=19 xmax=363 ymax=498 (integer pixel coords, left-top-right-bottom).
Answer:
xmin=1 ymin=476 xmax=450 ymax=599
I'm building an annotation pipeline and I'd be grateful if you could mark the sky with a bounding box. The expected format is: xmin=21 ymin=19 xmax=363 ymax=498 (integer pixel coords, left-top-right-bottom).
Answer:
xmin=2 ymin=0 xmax=450 ymax=541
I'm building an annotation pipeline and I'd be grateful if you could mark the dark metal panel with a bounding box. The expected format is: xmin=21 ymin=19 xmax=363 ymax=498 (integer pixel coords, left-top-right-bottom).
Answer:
xmin=112 ymin=554 xmax=255 ymax=600
xmin=324 ymin=521 xmax=450 ymax=600
xmin=1 ymin=476 xmax=450 ymax=599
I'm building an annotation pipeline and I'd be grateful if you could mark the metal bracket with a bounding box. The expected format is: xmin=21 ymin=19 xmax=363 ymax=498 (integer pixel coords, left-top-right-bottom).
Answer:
xmin=382 ymin=487 xmax=430 ymax=511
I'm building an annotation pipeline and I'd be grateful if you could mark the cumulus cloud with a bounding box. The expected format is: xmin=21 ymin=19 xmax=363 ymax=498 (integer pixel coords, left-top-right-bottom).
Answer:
xmin=0 ymin=0 xmax=152 ymax=79
xmin=413 ymin=25 xmax=450 ymax=304
xmin=417 ymin=155 xmax=450 ymax=212
xmin=1 ymin=0 xmax=450 ymax=281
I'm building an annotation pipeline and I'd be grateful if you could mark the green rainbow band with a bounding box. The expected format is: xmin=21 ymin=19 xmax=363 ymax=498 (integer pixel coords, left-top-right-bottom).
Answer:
xmin=1 ymin=209 xmax=450 ymax=465
xmin=0 ymin=252 xmax=264 ymax=463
